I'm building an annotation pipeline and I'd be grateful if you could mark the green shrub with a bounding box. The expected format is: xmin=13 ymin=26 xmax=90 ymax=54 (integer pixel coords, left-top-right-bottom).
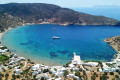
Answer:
xmin=63 ymin=61 xmax=71 ymax=67
xmin=0 ymin=55 xmax=9 ymax=62
xmin=110 ymin=72 xmax=114 ymax=75
xmin=64 ymin=70 xmax=69 ymax=77
xmin=43 ymin=69 xmax=49 ymax=73
xmin=116 ymin=70 xmax=119 ymax=72
xmin=1 ymin=46 xmax=7 ymax=50
xmin=104 ymin=72 xmax=107 ymax=75
xmin=91 ymin=75 xmax=96 ymax=80
xmin=73 ymin=77 xmax=77 ymax=80
xmin=100 ymin=74 xmax=108 ymax=80
xmin=40 ymin=77 xmax=45 ymax=80
xmin=115 ymin=75 xmax=119 ymax=78
xmin=5 ymin=73 xmax=9 ymax=78
xmin=54 ymin=68 xmax=57 ymax=71
xmin=75 ymin=71 xmax=81 ymax=77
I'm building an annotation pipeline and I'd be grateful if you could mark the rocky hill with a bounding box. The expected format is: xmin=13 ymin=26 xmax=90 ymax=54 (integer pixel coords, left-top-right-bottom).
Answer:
xmin=0 ymin=3 xmax=120 ymax=30
xmin=0 ymin=13 xmax=24 ymax=32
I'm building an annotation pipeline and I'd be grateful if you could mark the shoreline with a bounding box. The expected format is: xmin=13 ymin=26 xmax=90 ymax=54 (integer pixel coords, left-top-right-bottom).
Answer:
xmin=0 ymin=27 xmax=12 ymax=41
xmin=0 ymin=24 xmax=66 ymax=66
xmin=104 ymin=36 xmax=120 ymax=53
xmin=0 ymin=23 xmax=120 ymax=66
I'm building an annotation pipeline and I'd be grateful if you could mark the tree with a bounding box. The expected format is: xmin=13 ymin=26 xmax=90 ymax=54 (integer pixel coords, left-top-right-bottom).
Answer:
xmin=40 ymin=77 xmax=45 ymax=80
xmin=27 ymin=59 xmax=31 ymax=62
xmin=54 ymin=68 xmax=57 ymax=71
xmin=83 ymin=70 xmax=86 ymax=75
xmin=115 ymin=75 xmax=119 ymax=78
xmin=33 ymin=75 xmax=36 ymax=79
xmin=98 ymin=61 xmax=103 ymax=68
xmin=116 ymin=70 xmax=119 ymax=72
xmin=104 ymin=72 xmax=107 ymax=75
xmin=23 ymin=67 xmax=31 ymax=73
xmin=0 ymin=73 xmax=4 ymax=77
xmin=43 ymin=69 xmax=49 ymax=73
xmin=100 ymin=74 xmax=108 ymax=80
xmin=73 ymin=77 xmax=77 ymax=80
xmin=100 ymin=76 xmax=102 ymax=80
xmin=64 ymin=70 xmax=69 ymax=77
xmin=75 ymin=71 xmax=81 ymax=77
xmin=63 ymin=62 xmax=71 ymax=67
xmin=0 ymin=25 xmax=2 ymax=28
xmin=118 ymin=71 xmax=120 ymax=75
xmin=97 ymin=68 xmax=99 ymax=72
xmin=16 ymin=75 xmax=20 ymax=78
xmin=12 ymin=74 xmax=16 ymax=79
xmin=5 ymin=73 xmax=9 ymax=78
xmin=0 ymin=77 xmax=2 ymax=80
xmin=91 ymin=75 xmax=96 ymax=80
xmin=1 ymin=46 xmax=7 ymax=50
xmin=110 ymin=72 xmax=114 ymax=75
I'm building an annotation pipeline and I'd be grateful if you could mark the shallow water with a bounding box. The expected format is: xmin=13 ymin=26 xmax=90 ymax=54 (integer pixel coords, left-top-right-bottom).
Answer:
xmin=2 ymin=24 xmax=120 ymax=65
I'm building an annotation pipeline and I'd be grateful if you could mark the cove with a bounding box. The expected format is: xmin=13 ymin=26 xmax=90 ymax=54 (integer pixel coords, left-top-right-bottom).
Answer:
xmin=1 ymin=24 xmax=119 ymax=65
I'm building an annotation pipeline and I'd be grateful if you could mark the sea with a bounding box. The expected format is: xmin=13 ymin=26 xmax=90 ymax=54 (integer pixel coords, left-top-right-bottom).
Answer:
xmin=1 ymin=7 xmax=120 ymax=65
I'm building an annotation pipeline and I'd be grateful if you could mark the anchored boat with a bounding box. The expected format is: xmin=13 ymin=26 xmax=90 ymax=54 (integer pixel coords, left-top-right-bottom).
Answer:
xmin=52 ymin=36 xmax=60 ymax=39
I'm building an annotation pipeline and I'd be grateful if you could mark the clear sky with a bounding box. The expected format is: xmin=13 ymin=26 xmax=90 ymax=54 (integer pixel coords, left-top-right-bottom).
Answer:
xmin=0 ymin=0 xmax=120 ymax=8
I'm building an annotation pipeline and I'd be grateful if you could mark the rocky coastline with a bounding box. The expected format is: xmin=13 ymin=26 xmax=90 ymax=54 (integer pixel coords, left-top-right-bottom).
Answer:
xmin=104 ymin=36 xmax=120 ymax=52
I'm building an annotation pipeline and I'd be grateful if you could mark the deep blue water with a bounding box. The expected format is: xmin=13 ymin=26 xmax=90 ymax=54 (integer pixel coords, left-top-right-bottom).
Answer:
xmin=2 ymin=24 xmax=120 ymax=65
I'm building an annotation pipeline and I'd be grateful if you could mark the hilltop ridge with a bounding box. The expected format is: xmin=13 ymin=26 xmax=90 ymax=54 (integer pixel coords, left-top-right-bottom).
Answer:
xmin=0 ymin=3 xmax=120 ymax=30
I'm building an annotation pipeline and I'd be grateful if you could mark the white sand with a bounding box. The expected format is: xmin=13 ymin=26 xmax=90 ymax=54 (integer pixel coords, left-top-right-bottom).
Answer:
xmin=0 ymin=32 xmax=4 ymax=41
xmin=0 ymin=27 xmax=12 ymax=41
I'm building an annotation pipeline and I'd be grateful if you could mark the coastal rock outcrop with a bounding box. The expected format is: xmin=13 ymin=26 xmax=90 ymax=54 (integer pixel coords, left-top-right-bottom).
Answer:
xmin=104 ymin=36 xmax=120 ymax=52
xmin=116 ymin=22 xmax=120 ymax=26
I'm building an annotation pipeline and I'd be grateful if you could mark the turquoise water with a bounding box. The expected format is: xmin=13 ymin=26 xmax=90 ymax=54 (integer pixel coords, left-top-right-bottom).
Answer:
xmin=1 ymin=24 xmax=120 ymax=65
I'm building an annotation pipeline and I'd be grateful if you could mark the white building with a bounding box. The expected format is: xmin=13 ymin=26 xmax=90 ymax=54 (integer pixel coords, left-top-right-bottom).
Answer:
xmin=99 ymin=68 xmax=102 ymax=72
xmin=69 ymin=64 xmax=75 ymax=68
xmin=72 ymin=52 xmax=82 ymax=64
xmin=55 ymin=78 xmax=62 ymax=80
xmin=14 ymin=69 xmax=21 ymax=74
xmin=50 ymin=66 xmax=67 ymax=77
xmin=73 ymin=67 xmax=79 ymax=71
xmin=67 ymin=74 xmax=80 ymax=80
xmin=0 ymin=49 xmax=7 ymax=53
xmin=67 ymin=74 xmax=75 ymax=78
xmin=32 ymin=69 xmax=41 ymax=75
xmin=82 ymin=62 xmax=98 ymax=67
xmin=55 ymin=72 xmax=64 ymax=77
xmin=31 ymin=64 xmax=41 ymax=71
xmin=102 ymin=63 xmax=111 ymax=72
xmin=36 ymin=73 xmax=49 ymax=79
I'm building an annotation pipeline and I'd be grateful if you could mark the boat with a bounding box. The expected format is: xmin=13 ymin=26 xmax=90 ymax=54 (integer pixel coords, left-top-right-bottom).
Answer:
xmin=52 ymin=36 xmax=60 ymax=39
xmin=53 ymin=28 xmax=56 ymax=30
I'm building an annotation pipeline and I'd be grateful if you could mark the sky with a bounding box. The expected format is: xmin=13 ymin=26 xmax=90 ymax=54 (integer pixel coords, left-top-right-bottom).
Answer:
xmin=0 ymin=0 xmax=120 ymax=8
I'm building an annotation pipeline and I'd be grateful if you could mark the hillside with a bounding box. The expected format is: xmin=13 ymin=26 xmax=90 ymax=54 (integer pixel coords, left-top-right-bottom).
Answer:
xmin=0 ymin=13 xmax=24 ymax=32
xmin=0 ymin=3 xmax=120 ymax=30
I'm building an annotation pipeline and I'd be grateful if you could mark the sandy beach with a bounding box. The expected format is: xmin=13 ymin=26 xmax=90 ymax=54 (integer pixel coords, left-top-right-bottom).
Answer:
xmin=0 ymin=27 xmax=12 ymax=41
xmin=0 ymin=32 xmax=4 ymax=41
